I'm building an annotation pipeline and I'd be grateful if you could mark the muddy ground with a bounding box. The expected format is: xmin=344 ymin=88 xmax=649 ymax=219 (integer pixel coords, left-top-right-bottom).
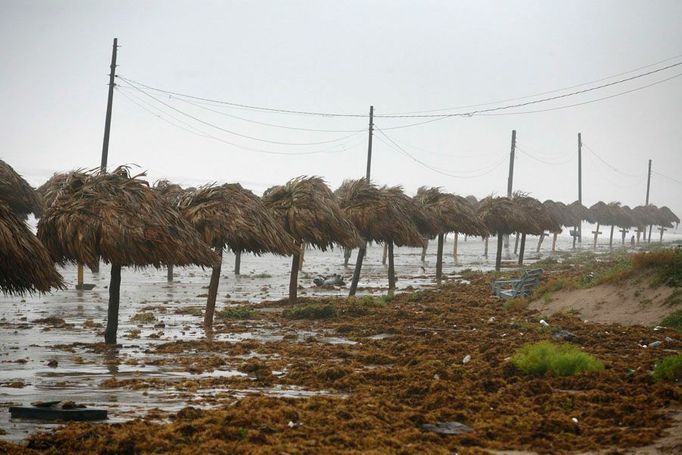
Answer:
xmin=1 ymin=252 xmax=681 ymax=454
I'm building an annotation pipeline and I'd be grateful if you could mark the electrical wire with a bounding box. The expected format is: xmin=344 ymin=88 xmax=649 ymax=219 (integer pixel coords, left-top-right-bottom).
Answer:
xmin=117 ymin=78 xmax=363 ymax=145
xmin=582 ymin=142 xmax=644 ymax=178
xmin=653 ymin=171 xmax=682 ymax=185
xmin=116 ymin=86 xmax=366 ymax=156
xmin=517 ymin=147 xmax=573 ymax=166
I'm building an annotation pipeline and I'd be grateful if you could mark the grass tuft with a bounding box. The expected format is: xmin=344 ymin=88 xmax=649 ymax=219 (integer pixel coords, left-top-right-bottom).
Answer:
xmin=284 ymin=303 xmax=337 ymax=320
xmin=511 ymin=341 xmax=604 ymax=377
xmin=652 ymin=353 xmax=682 ymax=382
xmin=660 ymin=310 xmax=682 ymax=332
xmin=217 ymin=305 xmax=254 ymax=320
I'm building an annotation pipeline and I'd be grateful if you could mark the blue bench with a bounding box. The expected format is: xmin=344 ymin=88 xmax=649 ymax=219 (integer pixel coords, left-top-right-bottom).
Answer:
xmin=492 ymin=268 xmax=543 ymax=299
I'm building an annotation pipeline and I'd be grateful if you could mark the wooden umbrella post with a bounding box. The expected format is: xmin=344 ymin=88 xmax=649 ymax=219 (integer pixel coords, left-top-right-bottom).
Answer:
xmin=167 ymin=265 xmax=173 ymax=282
xmin=536 ymin=233 xmax=545 ymax=253
xmin=620 ymin=228 xmax=628 ymax=245
xmin=609 ymin=225 xmax=615 ymax=249
xmin=495 ymin=235 xmax=503 ymax=272
xmin=387 ymin=241 xmax=396 ymax=295
xmin=289 ymin=247 xmax=301 ymax=304
xmin=593 ymin=223 xmax=601 ymax=250
xmin=204 ymin=247 xmax=223 ymax=330
xmin=420 ymin=240 xmax=428 ymax=262
xmin=435 ymin=233 xmax=444 ymax=282
xmin=298 ymin=243 xmax=305 ymax=271
xmin=484 ymin=236 xmax=489 ymax=258
xmin=648 ymin=225 xmax=653 ymax=243
xmin=659 ymin=226 xmax=666 ymax=242
xmin=348 ymin=242 xmax=366 ymax=296
xmin=104 ymin=264 xmax=122 ymax=345
xmin=234 ymin=251 xmax=241 ymax=275
xmin=382 ymin=243 xmax=388 ymax=265
xmin=518 ymin=233 xmax=526 ymax=265
xmin=552 ymin=232 xmax=558 ymax=252
xmin=513 ymin=233 xmax=520 ymax=255
xmin=77 ymin=264 xmax=84 ymax=289
xmin=452 ymin=232 xmax=458 ymax=260
xmin=343 ymin=248 xmax=351 ymax=267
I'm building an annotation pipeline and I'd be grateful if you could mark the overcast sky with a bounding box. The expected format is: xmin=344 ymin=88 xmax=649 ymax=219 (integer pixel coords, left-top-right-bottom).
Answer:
xmin=2 ymin=0 xmax=681 ymax=218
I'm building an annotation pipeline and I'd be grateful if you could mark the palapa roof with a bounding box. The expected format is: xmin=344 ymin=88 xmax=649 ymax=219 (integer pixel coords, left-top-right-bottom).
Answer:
xmin=586 ymin=201 xmax=615 ymax=225
xmin=465 ymin=195 xmax=479 ymax=210
xmin=415 ymin=187 xmax=488 ymax=237
xmin=542 ymin=200 xmax=566 ymax=233
xmin=615 ymin=205 xmax=637 ymax=229
xmin=659 ymin=206 xmax=680 ymax=228
xmin=177 ymin=183 xmax=297 ymax=255
xmin=565 ymin=201 xmax=588 ymax=227
xmin=335 ymin=179 xmax=426 ymax=246
xmin=153 ymin=179 xmax=186 ymax=207
xmin=262 ymin=176 xmax=360 ymax=250
xmin=378 ymin=185 xmax=430 ymax=246
xmin=477 ymin=196 xmax=531 ymax=235
xmin=1 ymin=201 xmax=64 ymax=295
xmin=0 ymin=159 xmax=43 ymax=218
xmin=37 ymin=166 xmax=219 ymax=270
xmin=37 ymin=171 xmax=88 ymax=210
xmin=512 ymin=193 xmax=558 ymax=235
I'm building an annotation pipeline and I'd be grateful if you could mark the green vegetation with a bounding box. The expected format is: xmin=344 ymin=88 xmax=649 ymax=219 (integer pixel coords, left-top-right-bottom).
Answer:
xmin=251 ymin=273 xmax=273 ymax=279
xmin=511 ymin=341 xmax=604 ymax=377
xmin=130 ymin=311 xmax=156 ymax=324
xmin=344 ymin=295 xmax=387 ymax=316
xmin=664 ymin=289 xmax=682 ymax=307
xmin=652 ymin=353 xmax=682 ymax=382
xmin=284 ymin=302 xmax=337 ymax=320
xmin=217 ymin=305 xmax=255 ymax=320
xmin=633 ymin=249 xmax=682 ymax=287
xmin=660 ymin=310 xmax=682 ymax=332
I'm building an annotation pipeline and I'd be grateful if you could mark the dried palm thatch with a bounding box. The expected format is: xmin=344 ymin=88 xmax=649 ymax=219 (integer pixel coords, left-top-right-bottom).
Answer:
xmin=1 ymin=201 xmax=64 ymax=295
xmin=586 ymin=201 xmax=615 ymax=226
xmin=37 ymin=171 xmax=87 ymax=211
xmin=37 ymin=167 xmax=218 ymax=270
xmin=615 ymin=205 xmax=637 ymax=229
xmin=565 ymin=201 xmax=588 ymax=227
xmin=512 ymin=193 xmax=557 ymax=235
xmin=262 ymin=176 xmax=360 ymax=250
xmin=378 ymin=185 xmax=430 ymax=247
xmin=415 ymin=187 xmax=488 ymax=237
xmin=659 ymin=206 xmax=680 ymax=228
xmin=0 ymin=159 xmax=43 ymax=218
xmin=178 ymin=183 xmax=297 ymax=255
xmin=477 ymin=195 xmax=538 ymax=236
xmin=542 ymin=200 xmax=568 ymax=231
xmin=37 ymin=167 xmax=219 ymax=344
xmin=153 ymin=179 xmax=186 ymax=207
xmin=335 ymin=179 xmax=420 ymax=244
xmin=465 ymin=195 xmax=479 ymax=210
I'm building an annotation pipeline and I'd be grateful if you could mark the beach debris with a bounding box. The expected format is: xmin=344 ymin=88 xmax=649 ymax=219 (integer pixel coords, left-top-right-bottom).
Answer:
xmin=539 ymin=319 xmax=549 ymax=327
xmin=11 ymin=401 xmax=106 ymax=421
xmin=420 ymin=421 xmax=472 ymax=435
xmin=46 ymin=359 xmax=58 ymax=368
xmin=648 ymin=341 xmax=662 ymax=349
xmin=463 ymin=354 xmax=471 ymax=364
xmin=313 ymin=274 xmax=345 ymax=287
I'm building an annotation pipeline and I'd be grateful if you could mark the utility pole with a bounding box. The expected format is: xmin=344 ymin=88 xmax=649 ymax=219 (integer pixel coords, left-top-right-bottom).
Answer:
xmin=578 ymin=133 xmax=582 ymax=243
xmin=349 ymin=106 xmax=375 ymax=296
xmin=503 ymin=130 xmax=516 ymax=250
xmin=100 ymin=38 xmax=118 ymax=172
xmin=365 ymin=105 xmax=374 ymax=181
xmin=646 ymin=159 xmax=653 ymax=243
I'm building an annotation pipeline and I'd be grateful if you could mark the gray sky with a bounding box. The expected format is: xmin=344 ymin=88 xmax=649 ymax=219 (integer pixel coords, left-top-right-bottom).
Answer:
xmin=2 ymin=0 xmax=681 ymax=217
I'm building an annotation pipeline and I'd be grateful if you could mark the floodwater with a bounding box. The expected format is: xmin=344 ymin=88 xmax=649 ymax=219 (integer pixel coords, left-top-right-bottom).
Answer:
xmin=1 ymin=226 xmax=679 ymax=442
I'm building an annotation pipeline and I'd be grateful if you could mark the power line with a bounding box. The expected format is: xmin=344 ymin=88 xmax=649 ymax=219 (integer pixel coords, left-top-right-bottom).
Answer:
xmin=374 ymin=128 xmax=506 ymax=179
xmin=117 ymin=78 xmax=363 ymax=145
xmin=116 ymin=86 xmax=365 ymax=156
xmin=517 ymin=147 xmax=573 ymax=166
xmin=383 ymin=52 xmax=682 ymax=115
xmin=582 ymin=142 xmax=644 ymax=178
xmin=653 ymin=171 xmax=682 ymax=185
xmin=117 ymin=58 xmax=682 ymax=121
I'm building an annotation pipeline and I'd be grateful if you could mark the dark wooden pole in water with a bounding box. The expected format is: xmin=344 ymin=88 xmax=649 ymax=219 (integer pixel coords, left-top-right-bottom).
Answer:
xmin=518 ymin=233 xmax=526 ymax=265
xmin=453 ymin=232 xmax=458 ymax=260
xmin=552 ymin=232 xmax=558 ymax=252
xmin=504 ymin=130 xmax=517 ymax=248
xmin=167 ymin=265 xmax=173 ymax=282
xmin=343 ymin=248 xmax=351 ymax=266
xmin=593 ymin=223 xmax=601 ymax=249
xmin=104 ymin=264 xmax=122 ymax=345
xmin=645 ymin=159 xmax=652 ymax=244
xmin=513 ymin=233 xmax=519 ymax=255
xmin=289 ymin=245 xmax=301 ymax=303
xmin=387 ymin=241 xmax=396 ymax=293
xmin=420 ymin=240 xmax=428 ymax=262
xmin=365 ymin=106 xmax=374 ymax=181
xmin=348 ymin=243 xmax=366 ymax=296
xmin=536 ymin=233 xmax=545 ymax=252
xmin=435 ymin=233 xmax=444 ymax=281
xmin=204 ymin=248 xmax=223 ymax=329
xmin=234 ymin=250 xmax=241 ymax=275
xmin=495 ymin=234 xmax=503 ymax=271
xmin=609 ymin=225 xmax=615 ymax=248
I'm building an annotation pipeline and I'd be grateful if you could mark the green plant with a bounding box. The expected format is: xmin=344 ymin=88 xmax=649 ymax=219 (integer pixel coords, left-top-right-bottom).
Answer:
xmin=217 ymin=305 xmax=254 ymax=320
xmin=652 ymin=353 xmax=682 ymax=382
xmin=664 ymin=289 xmax=682 ymax=307
xmin=633 ymin=249 xmax=682 ymax=287
xmin=660 ymin=310 xmax=682 ymax=332
xmin=284 ymin=303 xmax=337 ymax=320
xmin=130 ymin=312 xmax=156 ymax=324
xmin=175 ymin=306 xmax=203 ymax=317
xmin=511 ymin=341 xmax=604 ymax=376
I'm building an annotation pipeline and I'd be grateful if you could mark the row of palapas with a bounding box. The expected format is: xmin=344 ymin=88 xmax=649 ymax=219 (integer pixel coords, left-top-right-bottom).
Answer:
xmin=1 ymin=159 xmax=679 ymax=344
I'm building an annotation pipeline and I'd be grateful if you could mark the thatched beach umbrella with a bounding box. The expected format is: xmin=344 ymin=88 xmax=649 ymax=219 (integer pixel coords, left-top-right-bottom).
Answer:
xmin=178 ymin=183 xmax=297 ymax=328
xmin=565 ymin=200 xmax=588 ymax=247
xmin=416 ymin=187 xmax=488 ymax=279
xmin=153 ymin=179 xmax=187 ymax=282
xmin=540 ymin=200 xmax=565 ymax=252
xmin=657 ymin=206 xmax=680 ymax=241
xmin=512 ymin=193 xmax=557 ymax=264
xmin=262 ymin=176 xmax=360 ymax=303
xmin=586 ymin=201 xmax=612 ymax=249
xmin=379 ymin=185 xmax=428 ymax=292
xmin=37 ymin=167 xmax=219 ymax=344
xmin=0 ymin=159 xmax=43 ymax=218
xmin=336 ymin=179 xmax=427 ymax=296
xmin=1 ymin=201 xmax=64 ymax=295
xmin=477 ymin=196 xmax=531 ymax=271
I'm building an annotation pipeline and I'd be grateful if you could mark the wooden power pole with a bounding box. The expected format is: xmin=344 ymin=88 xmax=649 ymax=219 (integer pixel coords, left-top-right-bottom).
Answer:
xmin=100 ymin=38 xmax=118 ymax=172
xmin=497 ymin=130 xmax=516 ymax=271
xmin=349 ymin=106 xmax=374 ymax=296
xmin=646 ymin=159 xmax=653 ymax=243
xmin=578 ymin=132 xmax=582 ymax=243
